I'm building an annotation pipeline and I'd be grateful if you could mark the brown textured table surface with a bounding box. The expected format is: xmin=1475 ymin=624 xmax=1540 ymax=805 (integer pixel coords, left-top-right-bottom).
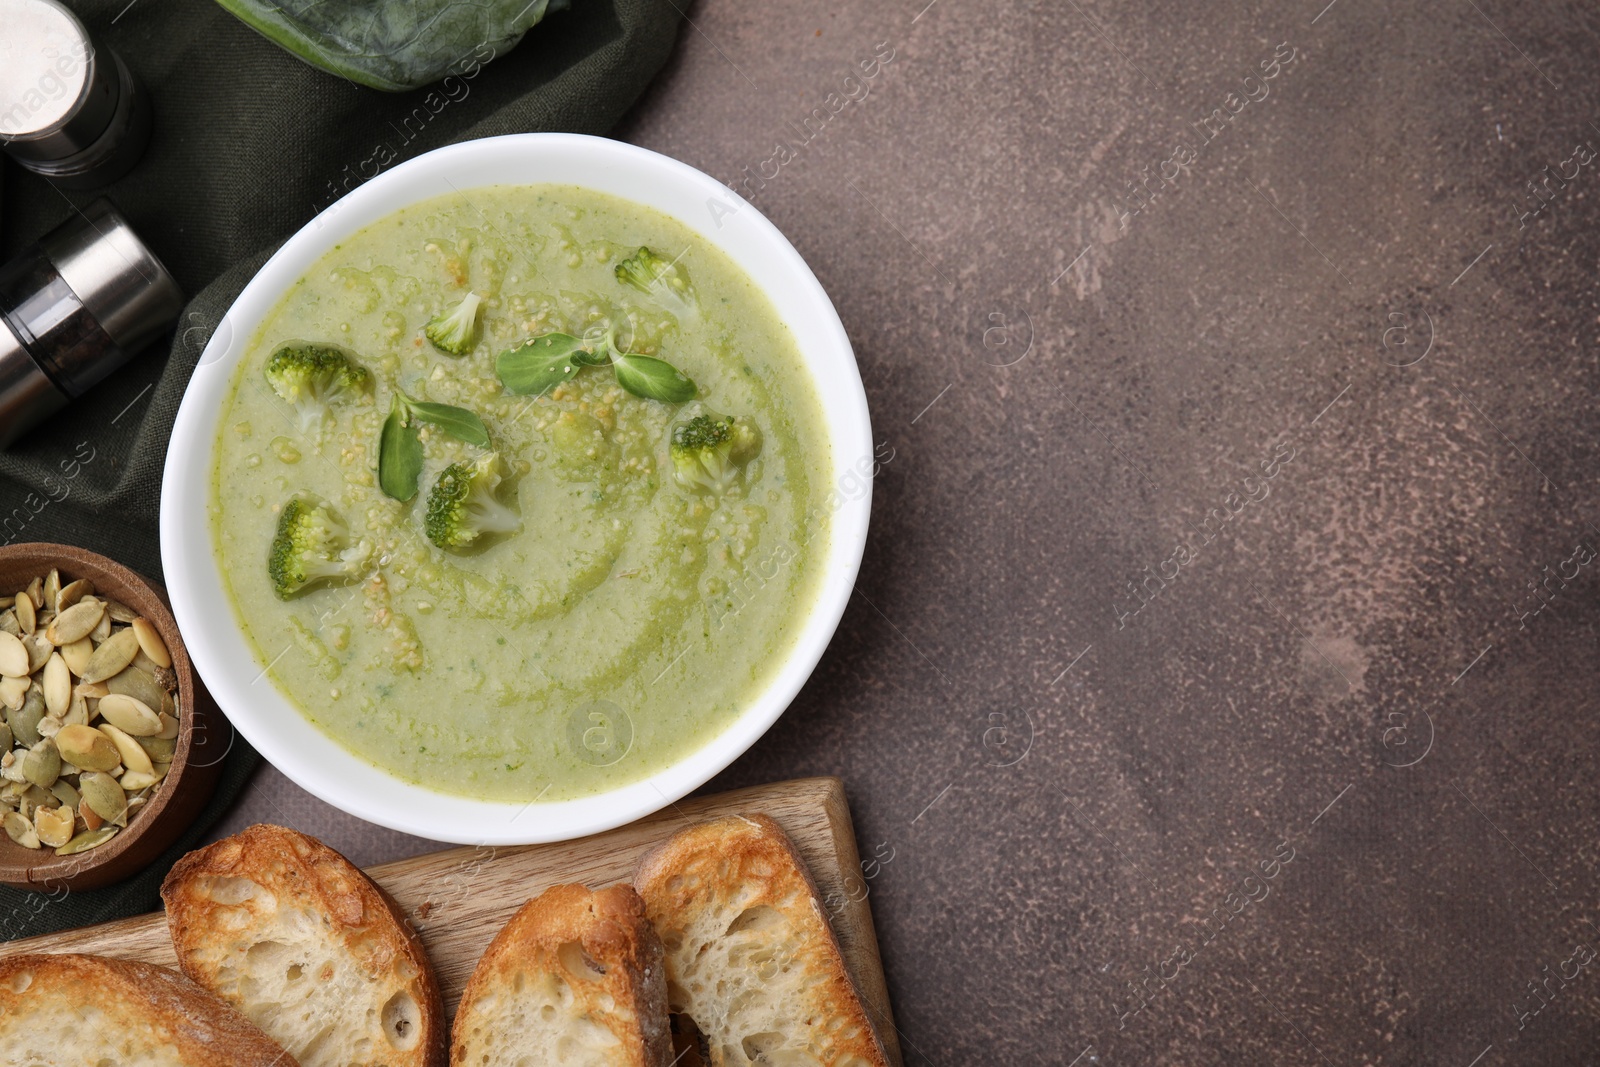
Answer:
xmin=214 ymin=2 xmax=1600 ymax=1062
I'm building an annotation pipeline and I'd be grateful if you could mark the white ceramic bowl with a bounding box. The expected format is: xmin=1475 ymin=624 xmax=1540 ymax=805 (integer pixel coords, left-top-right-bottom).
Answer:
xmin=161 ymin=134 xmax=871 ymax=844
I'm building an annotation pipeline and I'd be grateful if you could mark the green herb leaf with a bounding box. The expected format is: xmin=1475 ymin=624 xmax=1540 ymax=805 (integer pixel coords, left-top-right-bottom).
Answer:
xmin=611 ymin=351 xmax=697 ymax=403
xmin=496 ymin=334 xmax=587 ymax=396
xmin=378 ymin=394 xmax=424 ymax=501
xmin=404 ymin=398 xmax=490 ymax=447
xmin=570 ymin=347 xmax=612 ymax=367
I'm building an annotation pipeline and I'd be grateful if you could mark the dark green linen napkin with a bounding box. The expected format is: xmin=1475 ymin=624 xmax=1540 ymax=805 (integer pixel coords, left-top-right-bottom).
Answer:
xmin=0 ymin=0 xmax=682 ymax=939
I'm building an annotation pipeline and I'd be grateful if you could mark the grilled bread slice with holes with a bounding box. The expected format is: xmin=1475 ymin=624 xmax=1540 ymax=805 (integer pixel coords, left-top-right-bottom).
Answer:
xmin=451 ymin=882 xmax=672 ymax=1067
xmin=161 ymin=823 xmax=445 ymax=1067
xmin=0 ymin=952 xmax=298 ymax=1066
xmin=633 ymin=814 xmax=893 ymax=1067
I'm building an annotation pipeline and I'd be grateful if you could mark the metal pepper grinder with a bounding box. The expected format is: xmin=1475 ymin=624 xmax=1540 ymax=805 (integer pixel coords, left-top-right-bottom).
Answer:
xmin=0 ymin=0 xmax=153 ymax=187
xmin=0 ymin=200 xmax=183 ymax=448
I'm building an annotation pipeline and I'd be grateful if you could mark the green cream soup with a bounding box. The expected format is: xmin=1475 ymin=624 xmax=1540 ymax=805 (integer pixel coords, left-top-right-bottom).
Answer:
xmin=210 ymin=185 xmax=830 ymax=802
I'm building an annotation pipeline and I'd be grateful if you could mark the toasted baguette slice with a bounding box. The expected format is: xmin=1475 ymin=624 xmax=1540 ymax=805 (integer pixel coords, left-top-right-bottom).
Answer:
xmin=161 ymin=824 xmax=444 ymax=1067
xmin=452 ymin=883 xmax=671 ymax=1066
xmin=633 ymin=814 xmax=892 ymax=1067
xmin=0 ymin=952 xmax=296 ymax=1066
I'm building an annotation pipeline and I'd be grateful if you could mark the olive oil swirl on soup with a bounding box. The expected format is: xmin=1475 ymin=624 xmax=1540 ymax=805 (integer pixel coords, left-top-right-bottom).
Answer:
xmin=210 ymin=185 xmax=831 ymax=803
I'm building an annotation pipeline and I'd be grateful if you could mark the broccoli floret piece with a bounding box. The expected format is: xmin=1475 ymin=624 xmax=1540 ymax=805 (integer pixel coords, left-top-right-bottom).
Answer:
xmin=670 ymin=414 xmax=762 ymax=493
xmin=425 ymin=452 xmax=522 ymax=550
xmin=615 ymin=246 xmax=693 ymax=311
xmin=267 ymin=494 xmax=372 ymax=599
xmin=263 ymin=343 xmax=371 ymax=433
xmin=423 ymin=292 xmax=482 ymax=355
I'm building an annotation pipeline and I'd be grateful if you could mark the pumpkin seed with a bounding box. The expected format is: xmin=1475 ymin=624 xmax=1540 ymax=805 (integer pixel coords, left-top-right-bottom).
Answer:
xmin=59 ymin=637 xmax=93 ymax=675
xmin=99 ymin=723 xmax=153 ymax=775
xmin=97 ymin=693 xmax=161 ymax=736
xmin=55 ymin=578 xmax=92 ymax=611
xmin=42 ymin=570 xmax=59 ymax=612
xmin=49 ymin=779 xmax=79 ymax=808
xmin=21 ymin=739 xmax=59 ymax=789
xmin=0 ymin=720 xmax=11 ymax=751
xmin=13 ymin=592 xmax=35 ymax=635
xmin=120 ymin=769 xmax=162 ymax=791
xmin=136 ymin=735 xmax=176 ymax=762
xmin=80 ymin=801 xmax=102 ymax=830
xmin=22 ymin=634 xmax=50 ymax=673
xmin=80 ymin=628 xmax=138 ymax=683
xmin=0 ymin=631 xmax=28 ymax=677
xmin=42 ymin=653 xmax=69 ymax=716
xmin=105 ymin=665 xmax=166 ymax=711
xmin=55 ymin=724 xmax=120 ymax=772
xmin=0 ymin=676 xmax=26 ymax=710
xmin=77 ymin=771 xmax=125 ymax=823
xmin=75 ymin=825 xmax=120 ymax=852
xmin=104 ymin=599 xmax=137 ymax=624
xmin=33 ymin=805 xmax=74 ymax=848
xmin=0 ymin=611 xmax=17 ymax=637
xmin=90 ymin=610 xmax=111 ymax=644
xmin=47 ymin=600 xmax=104 ymax=645
xmin=129 ymin=618 xmax=172 ymax=669
xmin=19 ymin=784 xmax=51 ymax=816
xmin=4 ymin=811 xmax=40 ymax=848
xmin=10 ymin=688 xmax=45 ymax=747
xmin=56 ymin=826 xmax=117 ymax=855
xmin=63 ymin=692 xmax=89 ymax=727
xmin=156 ymin=713 xmax=179 ymax=740
xmin=24 ymin=578 xmax=42 ymax=609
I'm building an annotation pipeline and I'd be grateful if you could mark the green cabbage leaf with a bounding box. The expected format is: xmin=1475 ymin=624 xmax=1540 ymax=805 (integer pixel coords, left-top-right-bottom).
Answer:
xmin=213 ymin=0 xmax=570 ymax=92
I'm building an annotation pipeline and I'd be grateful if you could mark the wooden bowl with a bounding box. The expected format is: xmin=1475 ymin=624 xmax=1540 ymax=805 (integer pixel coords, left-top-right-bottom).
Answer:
xmin=0 ymin=544 xmax=226 ymax=891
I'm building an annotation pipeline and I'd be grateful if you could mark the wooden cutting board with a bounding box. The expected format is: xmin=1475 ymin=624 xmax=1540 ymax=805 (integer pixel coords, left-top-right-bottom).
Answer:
xmin=1 ymin=776 xmax=901 ymax=1065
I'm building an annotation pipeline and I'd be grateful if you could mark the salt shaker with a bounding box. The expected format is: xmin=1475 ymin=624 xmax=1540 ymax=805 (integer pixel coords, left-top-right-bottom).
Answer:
xmin=0 ymin=0 xmax=153 ymax=187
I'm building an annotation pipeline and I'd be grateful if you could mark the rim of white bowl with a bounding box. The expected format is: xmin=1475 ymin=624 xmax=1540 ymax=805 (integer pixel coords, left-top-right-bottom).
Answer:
xmin=160 ymin=133 xmax=872 ymax=845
